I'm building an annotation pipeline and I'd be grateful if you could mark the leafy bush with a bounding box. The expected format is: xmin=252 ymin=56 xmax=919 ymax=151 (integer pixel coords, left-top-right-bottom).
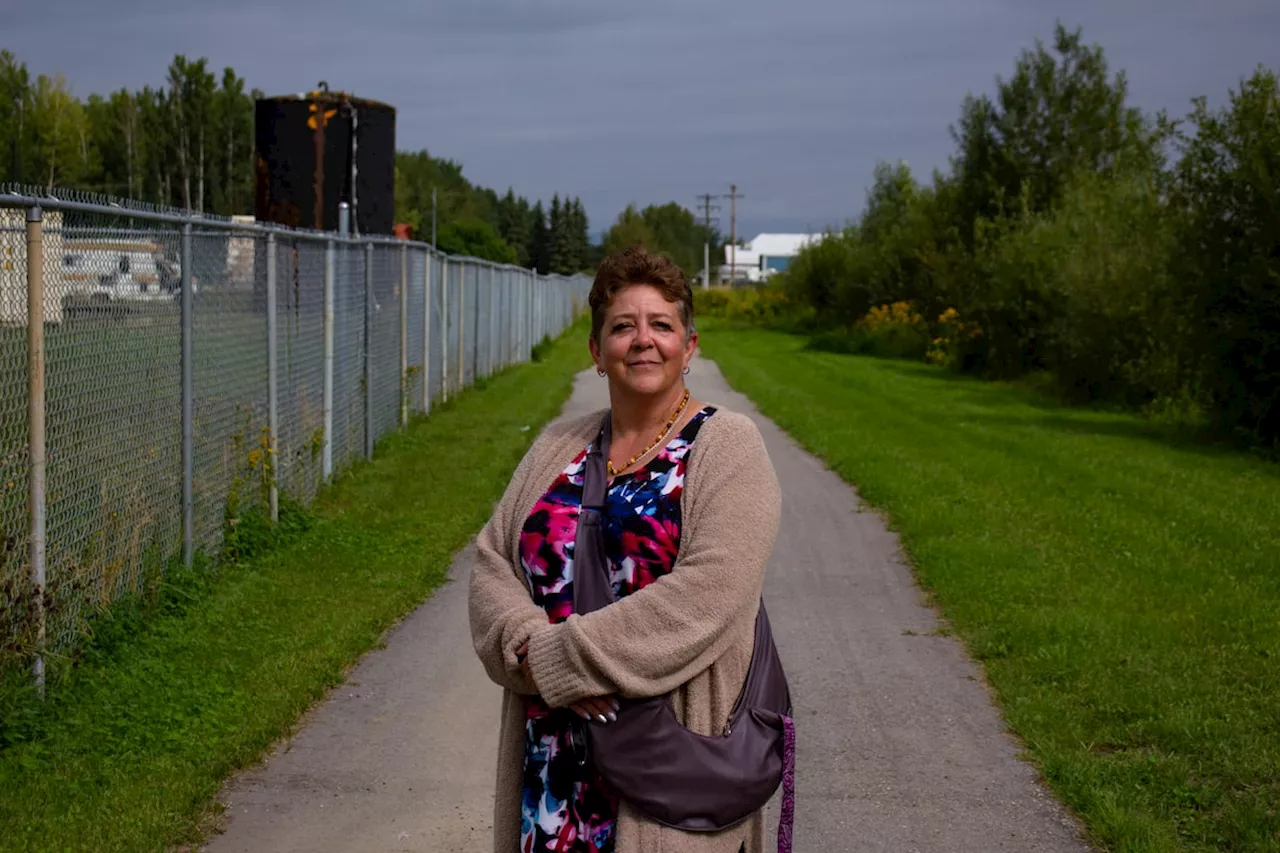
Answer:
xmin=810 ymin=301 xmax=930 ymax=361
xmin=1021 ymin=171 xmax=1189 ymax=406
xmin=1173 ymin=67 xmax=1280 ymax=445
xmin=926 ymin=308 xmax=984 ymax=369
xmin=779 ymin=232 xmax=865 ymax=324
xmin=693 ymin=284 xmax=813 ymax=331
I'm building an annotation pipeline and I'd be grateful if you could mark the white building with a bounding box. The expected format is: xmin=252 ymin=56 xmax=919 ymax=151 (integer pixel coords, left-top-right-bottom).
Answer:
xmin=720 ymin=232 xmax=822 ymax=283
xmin=0 ymin=208 xmax=66 ymax=325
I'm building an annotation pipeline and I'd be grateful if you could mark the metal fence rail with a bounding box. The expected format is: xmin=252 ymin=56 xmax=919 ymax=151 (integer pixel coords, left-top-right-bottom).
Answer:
xmin=0 ymin=190 xmax=592 ymax=691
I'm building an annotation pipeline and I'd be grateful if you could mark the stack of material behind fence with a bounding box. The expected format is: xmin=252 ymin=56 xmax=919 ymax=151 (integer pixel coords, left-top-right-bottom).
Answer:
xmin=0 ymin=188 xmax=592 ymax=691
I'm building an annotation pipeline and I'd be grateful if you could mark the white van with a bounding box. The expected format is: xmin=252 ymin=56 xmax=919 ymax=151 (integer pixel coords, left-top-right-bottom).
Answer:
xmin=60 ymin=240 xmax=187 ymax=306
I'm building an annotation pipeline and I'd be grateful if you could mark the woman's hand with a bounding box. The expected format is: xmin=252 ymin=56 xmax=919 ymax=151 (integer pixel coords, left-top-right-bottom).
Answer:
xmin=517 ymin=640 xmax=618 ymax=723
xmin=570 ymin=695 xmax=619 ymax=725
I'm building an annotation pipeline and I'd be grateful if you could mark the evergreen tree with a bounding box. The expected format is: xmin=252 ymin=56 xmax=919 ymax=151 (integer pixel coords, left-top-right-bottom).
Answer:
xmin=498 ymin=188 xmax=529 ymax=266
xmin=569 ymin=197 xmax=591 ymax=271
xmin=528 ymin=200 xmax=550 ymax=274
xmin=548 ymin=194 xmax=567 ymax=273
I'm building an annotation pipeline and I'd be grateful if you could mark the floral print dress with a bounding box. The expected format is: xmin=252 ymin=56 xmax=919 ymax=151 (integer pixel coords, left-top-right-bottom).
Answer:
xmin=517 ymin=406 xmax=716 ymax=853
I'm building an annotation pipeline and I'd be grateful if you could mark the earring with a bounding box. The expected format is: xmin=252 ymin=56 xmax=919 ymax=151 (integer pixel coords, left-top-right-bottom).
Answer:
xmin=597 ymin=369 xmax=606 ymax=377
xmin=683 ymin=366 xmax=690 ymax=375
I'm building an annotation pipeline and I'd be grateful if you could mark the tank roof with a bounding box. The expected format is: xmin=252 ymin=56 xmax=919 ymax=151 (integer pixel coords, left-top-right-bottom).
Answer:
xmin=259 ymin=86 xmax=395 ymax=113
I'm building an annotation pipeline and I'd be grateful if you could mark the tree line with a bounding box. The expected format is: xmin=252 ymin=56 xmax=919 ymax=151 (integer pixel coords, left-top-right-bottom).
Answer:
xmin=0 ymin=49 xmax=596 ymax=270
xmin=1 ymin=48 xmax=726 ymax=278
xmin=395 ymin=148 xmax=593 ymax=272
xmin=1 ymin=50 xmax=257 ymax=214
xmin=772 ymin=23 xmax=1280 ymax=447
xmin=600 ymin=203 xmax=722 ymax=286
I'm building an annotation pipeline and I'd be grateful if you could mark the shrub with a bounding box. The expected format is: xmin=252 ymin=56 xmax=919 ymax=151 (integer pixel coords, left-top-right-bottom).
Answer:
xmin=810 ymin=301 xmax=930 ymax=361
xmin=780 ymin=232 xmax=865 ymax=325
xmin=926 ymin=308 xmax=984 ymax=369
xmin=1173 ymin=66 xmax=1280 ymax=445
xmin=693 ymin=284 xmax=814 ymax=331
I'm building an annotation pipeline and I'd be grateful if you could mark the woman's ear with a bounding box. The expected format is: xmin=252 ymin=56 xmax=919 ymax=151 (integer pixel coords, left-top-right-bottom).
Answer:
xmin=588 ymin=333 xmax=601 ymax=367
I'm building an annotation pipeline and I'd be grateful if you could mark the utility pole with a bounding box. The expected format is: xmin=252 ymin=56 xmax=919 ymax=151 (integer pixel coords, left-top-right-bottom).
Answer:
xmin=724 ymin=183 xmax=743 ymax=284
xmin=431 ymin=187 xmax=438 ymax=248
xmin=695 ymin=192 xmax=720 ymax=289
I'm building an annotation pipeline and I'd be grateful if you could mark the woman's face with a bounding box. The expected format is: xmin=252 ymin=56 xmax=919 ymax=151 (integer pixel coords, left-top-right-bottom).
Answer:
xmin=590 ymin=284 xmax=697 ymax=399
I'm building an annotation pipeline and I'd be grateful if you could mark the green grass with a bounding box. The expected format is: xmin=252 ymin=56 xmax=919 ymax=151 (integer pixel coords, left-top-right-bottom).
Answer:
xmin=0 ymin=318 xmax=591 ymax=853
xmin=699 ymin=327 xmax=1280 ymax=853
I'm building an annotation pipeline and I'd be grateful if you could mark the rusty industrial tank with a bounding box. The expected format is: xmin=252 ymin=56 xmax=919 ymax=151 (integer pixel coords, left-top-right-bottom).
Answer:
xmin=254 ymin=86 xmax=396 ymax=236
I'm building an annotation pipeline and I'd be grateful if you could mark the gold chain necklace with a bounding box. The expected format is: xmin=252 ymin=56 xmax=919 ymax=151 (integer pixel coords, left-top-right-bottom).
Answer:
xmin=607 ymin=389 xmax=691 ymax=477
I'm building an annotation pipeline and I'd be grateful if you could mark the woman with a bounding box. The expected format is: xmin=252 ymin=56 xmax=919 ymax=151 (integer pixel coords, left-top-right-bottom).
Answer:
xmin=468 ymin=246 xmax=782 ymax=853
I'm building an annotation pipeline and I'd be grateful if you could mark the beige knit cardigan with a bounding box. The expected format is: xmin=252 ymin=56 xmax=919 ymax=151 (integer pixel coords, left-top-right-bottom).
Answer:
xmin=468 ymin=404 xmax=783 ymax=853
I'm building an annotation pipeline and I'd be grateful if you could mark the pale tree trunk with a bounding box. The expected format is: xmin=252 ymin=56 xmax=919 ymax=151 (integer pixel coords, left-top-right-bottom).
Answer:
xmin=226 ymin=124 xmax=233 ymax=212
xmin=197 ymin=124 xmax=205 ymax=212
xmin=79 ymin=124 xmax=88 ymax=182
xmin=125 ymin=107 xmax=135 ymax=198
xmin=14 ymin=101 xmax=23 ymax=184
xmin=46 ymin=101 xmax=60 ymax=190
xmin=171 ymin=80 xmax=192 ymax=210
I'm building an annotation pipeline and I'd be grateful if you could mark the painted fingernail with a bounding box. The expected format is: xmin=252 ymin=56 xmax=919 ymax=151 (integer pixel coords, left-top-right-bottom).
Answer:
xmin=606 ymin=712 xmax=617 ymax=723
xmin=579 ymin=710 xmax=592 ymax=720
xmin=596 ymin=714 xmax=608 ymax=725
xmin=610 ymin=699 xmax=620 ymax=712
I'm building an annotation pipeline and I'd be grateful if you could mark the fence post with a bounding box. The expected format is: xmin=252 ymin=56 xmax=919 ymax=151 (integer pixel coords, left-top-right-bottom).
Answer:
xmin=181 ymin=222 xmax=194 ymax=571
xmin=400 ymin=243 xmax=408 ymax=428
xmin=25 ymin=207 xmax=46 ymax=696
xmin=441 ymin=257 xmax=449 ymax=403
xmin=266 ymin=233 xmax=279 ymax=524
xmin=323 ymin=238 xmax=334 ymax=478
xmin=457 ymin=263 xmax=465 ymax=391
xmin=472 ymin=264 xmax=481 ymax=381
xmin=423 ymin=250 xmax=431 ymax=415
xmin=484 ymin=266 xmax=492 ymax=376
xmin=364 ymin=242 xmax=375 ymax=459
xmin=489 ymin=268 xmax=496 ymax=373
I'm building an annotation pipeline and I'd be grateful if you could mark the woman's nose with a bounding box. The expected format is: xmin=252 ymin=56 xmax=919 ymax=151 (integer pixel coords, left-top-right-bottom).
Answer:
xmin=631 ymin=323 xmax=654 ymax=348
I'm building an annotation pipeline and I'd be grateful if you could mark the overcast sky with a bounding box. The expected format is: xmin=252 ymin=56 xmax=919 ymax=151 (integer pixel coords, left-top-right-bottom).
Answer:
xmin=6 ymin=0 xmax=1278 ymax=237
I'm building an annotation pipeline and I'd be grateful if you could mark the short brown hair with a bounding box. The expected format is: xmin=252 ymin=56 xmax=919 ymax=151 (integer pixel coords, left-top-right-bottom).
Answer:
xmin=589 ymin=246 xmax=695 ymax=342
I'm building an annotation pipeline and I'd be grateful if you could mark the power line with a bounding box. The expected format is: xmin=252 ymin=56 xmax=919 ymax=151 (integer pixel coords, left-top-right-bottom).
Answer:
xmin=695 ymin=193 xmax=720 ymax=289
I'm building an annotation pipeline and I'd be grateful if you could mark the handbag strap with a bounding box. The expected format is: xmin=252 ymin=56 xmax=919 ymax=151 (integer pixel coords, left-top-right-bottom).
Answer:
xmin=777 ymin=715 xmax=796 ymax=853
xmin=582 ymin=413 xmax=611 ymax=511
xmin=573 ymin=413 xmax=616 ymax=616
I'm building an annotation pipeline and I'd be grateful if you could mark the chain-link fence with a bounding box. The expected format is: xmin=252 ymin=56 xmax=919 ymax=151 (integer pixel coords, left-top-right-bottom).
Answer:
xmin=0 ymin=189 xmax=592 ymax=689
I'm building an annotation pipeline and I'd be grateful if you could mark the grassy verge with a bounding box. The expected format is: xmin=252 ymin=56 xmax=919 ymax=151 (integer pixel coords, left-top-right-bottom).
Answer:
xmin=699 ymin=327 xmax=1280 ymax=853
xmin=0 ymin=320 xmax=591 ymax=853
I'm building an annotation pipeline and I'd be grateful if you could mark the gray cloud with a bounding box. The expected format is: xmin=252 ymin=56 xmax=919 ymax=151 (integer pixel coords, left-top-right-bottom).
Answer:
xmin=5 ymin=0 xmax=1279 ymax=236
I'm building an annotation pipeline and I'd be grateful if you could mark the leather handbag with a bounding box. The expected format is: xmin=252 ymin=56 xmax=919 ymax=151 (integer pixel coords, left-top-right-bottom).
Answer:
xmin=571 ymin=413 xmax=796 ymax=848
